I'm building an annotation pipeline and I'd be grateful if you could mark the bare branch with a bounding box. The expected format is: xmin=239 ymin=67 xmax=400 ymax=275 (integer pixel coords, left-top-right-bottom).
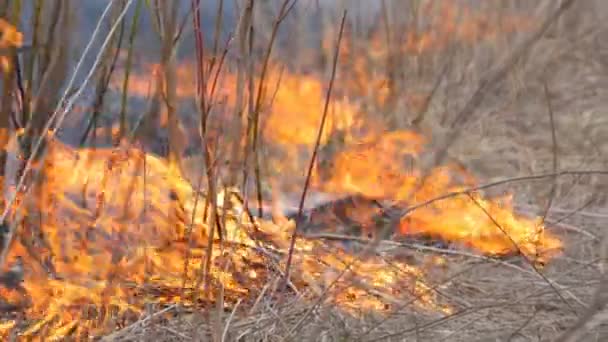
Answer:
xmin=283 ymin=9 xmax=348 ymax=285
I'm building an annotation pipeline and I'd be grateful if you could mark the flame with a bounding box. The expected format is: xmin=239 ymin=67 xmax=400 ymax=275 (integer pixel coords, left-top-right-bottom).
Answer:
xmin=330 ymin=2 xmax=536 ymax=61
xmin=0 ymin=18 xmax=23 ymax=74
xmin=0 ymin=132 xmax=450 ymax=339
xmin=262 ymin=72 xmax=359 ymax=147
xmin=111 ymin=62 xmax=361 ymax=148
xmin=0 ymin=89 xmax=562 ymax=339
xmin=312 ymin=129 xmax=562 ymax=263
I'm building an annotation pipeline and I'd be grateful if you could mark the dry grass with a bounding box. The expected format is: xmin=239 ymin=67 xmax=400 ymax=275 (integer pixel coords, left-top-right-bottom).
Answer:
xmin=1 ymin=0 xmax=607 ymax=341
xmin=112 ymin=215 xmax=605 ymax=342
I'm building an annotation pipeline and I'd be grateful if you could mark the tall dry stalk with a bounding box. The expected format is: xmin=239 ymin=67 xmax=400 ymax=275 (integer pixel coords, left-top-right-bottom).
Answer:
xmin=189 ymin=1 xmax=230 ymax=340
xmin=0 ymin=13 xmax=19 ymax=212
xmin=245 ymin=0 xmax=295 ymax=218
xmin=222 ymin=0 xmax=250 ymax=221
xmin=21 ymin=0 xmax=42 ymax=127
xmin=179 ymin=1 xmax=228 ymax=300
xmin=284 ymin=9 xmax=347 ymax=285
xmin=26 ymin=0 xmax=73 ymax=204
xmin=28 ymin=0 xmax=73 ymax=140
xmin=118 ymin=0 xmax=143 ymax=142
xmin=158 ymin=1 xmax=183 ymax=175
xmin=81 ymin=0 xmax=127 ymax=147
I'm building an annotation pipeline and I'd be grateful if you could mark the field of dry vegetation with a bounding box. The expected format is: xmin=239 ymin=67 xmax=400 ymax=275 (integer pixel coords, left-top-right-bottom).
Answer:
xmin=0 ymin=0 xmax=606 ymax=341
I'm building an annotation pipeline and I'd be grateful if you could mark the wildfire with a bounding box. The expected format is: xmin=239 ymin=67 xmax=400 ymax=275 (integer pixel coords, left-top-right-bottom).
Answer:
xmin=0 ymin=4 xmax=562 ymax=339
xmin=0 ymin=131 xmax=452 ymax=339
xmin=0 ymin=88 xmax=562 ymax=339
xmin=313 ymin=131 xmax=562 ymax=263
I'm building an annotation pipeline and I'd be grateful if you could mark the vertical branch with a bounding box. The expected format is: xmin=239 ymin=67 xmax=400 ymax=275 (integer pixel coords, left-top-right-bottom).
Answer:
xmin=118 ymin=0 xmax=143 ymax=142
xmin=240 ymin=0 xmax=255 ymax=214
xmin=0 ymin=4 xmax=23 ymax=213
xmin=242 ymin=0 xmax=295 ymax=217
xmin=160 ymin=1 xmax=182 ymax=176
xmin=27 ymin=0 xmax=73 ymax=143
xmin=191 ymin=0 xmax=206 ymax=126
xmin=190 ymin=0 xmax=226 ymax=313
xmin=224 ymin=0 xmax=251 ymax=223
xmin=80 ymin=0 xmax=127 ymax=147
xmin=0 ymin=57 xmax=15 ymax=215
xmin=539 ymin=81 xmax=558 ymax=226
xmin=8 ymin=0 xmax=23 ymax=126
xmin=22 ymin=0 xmax=43 ymax=127
xmin=283 ymin=10 xmax=347 ymax=283
xmin=209 ymin=0 xmax=224 ymax=73
xmin=38 ymin=0 xmax=62 ymax=90
xmin=380 ymin=0 xmax=397 ymax=119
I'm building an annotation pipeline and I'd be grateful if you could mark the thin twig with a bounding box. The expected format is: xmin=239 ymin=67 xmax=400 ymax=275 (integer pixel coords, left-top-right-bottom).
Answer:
xmin=100 ymin=304 xmax=177 ymax=341
xmin=118 ymin=0 xmax=144 ymax=140
xmin=506 ymin=308 xmax=540 ymax=342
xmin=241 ymin=0 xmax=295 ymax=218
xmin=539 ymin=80 xmax=559 ymax=225
xmin=283 ymin=9 xmax=347 ymax=284
xmin=222 ymin=299 xmax=242 ymax=342
xmin=305 ymin=232 xmax=535 ymax=274
xmin=388 ymin=170 xmax=607 ymax=219
xmin=465 ymin=193 xmax=577 ymax=314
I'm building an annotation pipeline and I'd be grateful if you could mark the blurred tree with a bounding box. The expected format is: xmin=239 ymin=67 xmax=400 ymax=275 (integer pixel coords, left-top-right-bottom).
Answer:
xmin=0 ymin=16 xmax=23 ymax=212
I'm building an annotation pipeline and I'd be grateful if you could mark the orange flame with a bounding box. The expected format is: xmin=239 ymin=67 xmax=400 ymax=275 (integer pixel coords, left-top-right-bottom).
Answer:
xmin=313 ymin=130 xmax=562 ymax=263
xmin=0 ymin=18 xmax=23 ymax=74
xmin=0 ymin=131 xmax=451 ymax=339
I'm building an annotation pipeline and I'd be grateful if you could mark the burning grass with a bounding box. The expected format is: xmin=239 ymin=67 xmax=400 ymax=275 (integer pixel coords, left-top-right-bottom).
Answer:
xmin=0 ymin=0 xmax=605 ymax=340
xmin=0 ymin=132 xmax=452 ymax=339
xmin=0 ymin=119 xmax=564 ymax=339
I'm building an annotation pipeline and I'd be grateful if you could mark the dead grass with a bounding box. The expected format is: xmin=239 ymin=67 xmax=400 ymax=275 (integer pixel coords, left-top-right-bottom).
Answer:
xmin=115 ymin=208 xmax=606 ymax=342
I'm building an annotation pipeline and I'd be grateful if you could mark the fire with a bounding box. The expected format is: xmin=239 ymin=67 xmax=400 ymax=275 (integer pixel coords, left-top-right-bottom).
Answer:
xmin=0 ymin=131 xmax=450 ymax=339
xmin=261 ymin=71 xmax=359 ymax=147
xmin=0 ymin=18 xmax=23 ymax=73
xmin=0 ymin=4 xmax=562 ymax=338
xmin=313 ymin=130 xmax=562 ymax=263
xmin=0 ymin=86 xmax=562 ymax=338
xmin=110 ymin=62 xmax=361 ymax=148
xmin=0 ymin=65 xmax=562 ymax=340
